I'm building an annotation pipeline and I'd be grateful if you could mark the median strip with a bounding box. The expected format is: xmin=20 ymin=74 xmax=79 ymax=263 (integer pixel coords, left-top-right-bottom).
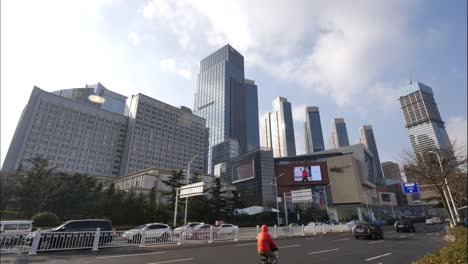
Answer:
xmin=307 ymin=248 xmax=340 ymax=255
xmin=365 ymin=252 xmax=392 ymax=261
xmin=97 ymin=252 xmax=166 ymax=259
xmin=147 ymin=258 xmax=194 ymax=264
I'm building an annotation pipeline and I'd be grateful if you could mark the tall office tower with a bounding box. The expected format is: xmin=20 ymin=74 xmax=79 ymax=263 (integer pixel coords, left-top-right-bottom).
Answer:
xmin=359 ymin=125 xmax=383 ymax=179
xmin=330 ymin=118 xmax=350 ymax=148
xmin=304 ymin=106 xmax=325 ymax=153
xmin=329 ymin=132 xmax=337 ymax=149
xmin=399 ymin=82 xmax=452 ymax=155
xmin=193 ymin=45 xmax=248 ymax=174
xmin=120 ymin=93 xmax=206 ymax=175
xmin=244 ymin=79 xmax=260 ymax=151
xmin=260 ymin=113 xmax=273 ymax=149
xmin=381 ymin=161 xmax=402 ymax=181
xmin=271 ymin=97 xmax=296 ymax=157
xmin=3 ymin=85 xmax=207 ymax=178
xmin=52 ymin=83 xmax=127 ymax=115
xmin=2 ymin=86 xmax=128 ymax=177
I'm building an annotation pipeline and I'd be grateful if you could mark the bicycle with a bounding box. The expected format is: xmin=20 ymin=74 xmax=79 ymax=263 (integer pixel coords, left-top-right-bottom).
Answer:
xmin=258 ymin=251 xmax=279 ymax=264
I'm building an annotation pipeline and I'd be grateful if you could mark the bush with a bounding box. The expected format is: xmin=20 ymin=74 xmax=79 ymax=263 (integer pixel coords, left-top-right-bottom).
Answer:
xmin=413 ymin=227 xmax=467 ymax=264
xmin=31 ymin=212 xmax=59 ymax=227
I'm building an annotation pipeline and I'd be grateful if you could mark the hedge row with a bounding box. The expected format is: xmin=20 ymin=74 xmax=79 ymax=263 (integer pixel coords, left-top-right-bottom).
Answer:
xmin=413 ymin=227 xmax=467 ymax=264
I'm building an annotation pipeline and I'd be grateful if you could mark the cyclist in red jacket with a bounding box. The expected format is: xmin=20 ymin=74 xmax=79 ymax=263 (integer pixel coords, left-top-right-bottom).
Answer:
xmin=257 ymin=225 xmax=278 ymax=263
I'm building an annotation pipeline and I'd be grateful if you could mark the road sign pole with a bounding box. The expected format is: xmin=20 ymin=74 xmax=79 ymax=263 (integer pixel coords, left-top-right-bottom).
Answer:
xmin=173 ymin=188 xmax=179 ymax=227
xmin=284 ymin=192 xmax=288 ymax=226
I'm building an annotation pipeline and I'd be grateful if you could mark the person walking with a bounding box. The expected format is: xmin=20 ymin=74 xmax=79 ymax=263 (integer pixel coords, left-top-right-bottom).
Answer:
xmin=301 ymin=166 xmax=309 ymax=182
xmin=257 ymin=225 xmax=278 ymax=263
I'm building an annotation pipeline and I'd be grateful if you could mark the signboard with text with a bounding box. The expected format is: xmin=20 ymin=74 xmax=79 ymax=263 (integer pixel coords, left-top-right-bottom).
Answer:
xmin=402 ymin=182 xmax=420 ymax=194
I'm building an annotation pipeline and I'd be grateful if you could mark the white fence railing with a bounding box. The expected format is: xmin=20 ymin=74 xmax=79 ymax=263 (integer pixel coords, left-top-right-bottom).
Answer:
xmin=0 ymin=224 xmax=349 ymax=254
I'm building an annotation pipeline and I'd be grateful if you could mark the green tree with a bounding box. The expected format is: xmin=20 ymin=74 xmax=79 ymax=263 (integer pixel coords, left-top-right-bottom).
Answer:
xmin=0 ymin=171 xmax=19 ymax=211
xmin=146 ymin=186 xmax=158 ymax=222
xmin=161 ymin=170 xmax=185 ymax=225
xmin=208 ymin=176 xmax=227 ymax=223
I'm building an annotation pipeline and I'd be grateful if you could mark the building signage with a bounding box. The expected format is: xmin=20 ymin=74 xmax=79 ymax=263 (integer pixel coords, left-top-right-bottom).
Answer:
xmin=180 ymin=181 xmax=204 ymax=198
xmin=401 ymin=182 xmax=419 ymax=194
xmin=290 ymin=189 xmax=313 ymax=203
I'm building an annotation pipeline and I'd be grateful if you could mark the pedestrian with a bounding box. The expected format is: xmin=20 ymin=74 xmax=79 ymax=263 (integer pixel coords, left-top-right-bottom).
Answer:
xmin=302 ymin=166 xmax=309 ymax=182
xmin=257 ymin=225 xmax=278 ymax=263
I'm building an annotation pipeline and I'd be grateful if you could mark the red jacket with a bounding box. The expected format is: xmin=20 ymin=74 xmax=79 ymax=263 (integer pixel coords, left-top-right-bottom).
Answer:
xmin=257 ymin=225 xmax=278 ymax=253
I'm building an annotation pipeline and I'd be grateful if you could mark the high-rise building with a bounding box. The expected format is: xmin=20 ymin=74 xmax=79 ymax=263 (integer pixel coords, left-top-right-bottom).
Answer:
xmin=399 ymin=82 xmax=452 ymax=155
xmin=3 ymin=86 xmax=128 ymax=176
xmin=304 ymin=106 xmax=325 ymax=153
xmin=119 ymin=93 xmax=206 ymax=176
xmin=193 ymin=44 xmax=248 ymax=174
xmin=359 ymin=125 xmax=383 ymax=179
xmin=260 ymin=112 xmax=273 ymax=149
xmin=2 ymin=85 xmax=206 ymax=177
xmin=381 ymin=161 xmax=402 ymax=181
xmin=330 ymin=118 xmax=349 ymax=148
xmin=270 ymin=97 xmax=296 ymax=157
xmin=244 ymin=79 xmax=260 ymax=151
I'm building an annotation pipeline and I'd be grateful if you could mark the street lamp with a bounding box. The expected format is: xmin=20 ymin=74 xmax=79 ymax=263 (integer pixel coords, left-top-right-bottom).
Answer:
xmin=184 ymin=155 xmax=199 ymax=225
xmin=428 ymin=151 xmax=460 ymax=224
xmin=271 ymin=173 xmax=285 ymax=226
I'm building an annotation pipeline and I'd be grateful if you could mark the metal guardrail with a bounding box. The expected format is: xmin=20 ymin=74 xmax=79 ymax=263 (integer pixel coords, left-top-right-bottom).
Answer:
xmin=0 ymin=224 xmax=349 ymax=254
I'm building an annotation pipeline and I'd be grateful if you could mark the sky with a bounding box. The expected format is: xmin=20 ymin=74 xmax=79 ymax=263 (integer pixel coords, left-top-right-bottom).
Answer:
xmin=1 ymin=0 xmax=467 ymax=167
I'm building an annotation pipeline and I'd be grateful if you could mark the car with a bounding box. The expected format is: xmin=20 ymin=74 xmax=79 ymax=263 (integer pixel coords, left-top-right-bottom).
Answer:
xmin=370 ymin=220 xmax=387 ymax=226
xmin=187 ymin=224 xmax=213 ymax=240
xmin=431 ymin=217 xmax=443 ymax=224
xmin=326 ymin=219 xmax=338 ymax=225
xmin=289 ymin=223 xmax=300 ymax=227
xmin=425 ymin=218 xmax=435 ymax=225
xmin=352 ymin=223 xmax=383 ymax=240
xmin=394 ymin=220 xmax=416 ymax=232
xmin=216 ymin=224 xmax=236 ymax=234
xmin=26 ymin=219 xmax=113 ymax=249
xmin=346 ymin=220 xmax=360 ymax=229
xmin=122 ymin=223 xmax=171 ymax=243
xmin=0 ymin=220 xmax=33 ymax=244
xmin=174 ymin=222 xmax=203 ymax=235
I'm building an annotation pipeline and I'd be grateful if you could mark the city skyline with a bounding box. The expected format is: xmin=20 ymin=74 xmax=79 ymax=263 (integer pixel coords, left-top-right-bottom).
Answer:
xmin=1 ymin=0 xmax=467 ymax=167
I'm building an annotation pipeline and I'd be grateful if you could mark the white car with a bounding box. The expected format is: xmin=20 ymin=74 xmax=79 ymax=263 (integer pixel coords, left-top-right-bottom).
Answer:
xmin=122 ymin=223 xmax=171 ymax=243
xmin=216 ymin=224 xmax=236 ymax=234
xmin=425 ymin=218 xmax=435 ymax=225
xmin=431 ymin=217 xmax=443 ymax=224
xmin=0 ymin=220 xmax=33 ymax=243
xmin=174 ymin=222 xmax=203 ymax=235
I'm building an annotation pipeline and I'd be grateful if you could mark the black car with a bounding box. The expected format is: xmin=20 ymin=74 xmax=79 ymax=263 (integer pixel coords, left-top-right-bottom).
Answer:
xmin=394 ymin=220 xmax=416 ymax=232
xmin=27 ymin=219 xmax=113 ymax=249
xmin=352 ymin=223 xmax=383 ymax=240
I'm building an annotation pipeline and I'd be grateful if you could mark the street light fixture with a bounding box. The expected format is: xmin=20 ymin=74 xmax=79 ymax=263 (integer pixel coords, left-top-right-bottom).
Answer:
xmin=428 ymin=151 xmax=460 ymax=224
xmin=272 ymin=173 xmax=285 ymax=226
xmin=184 ymin=155 xmax=199 ymax=225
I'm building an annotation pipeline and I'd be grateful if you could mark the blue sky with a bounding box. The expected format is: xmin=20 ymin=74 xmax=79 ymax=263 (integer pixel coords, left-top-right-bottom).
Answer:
xmin=1 ymin=0 xmax=467 ymax=166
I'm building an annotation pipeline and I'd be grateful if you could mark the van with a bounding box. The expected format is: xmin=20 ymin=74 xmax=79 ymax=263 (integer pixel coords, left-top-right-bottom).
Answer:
xmin=0 ymin=220 xmax=33 ymax=243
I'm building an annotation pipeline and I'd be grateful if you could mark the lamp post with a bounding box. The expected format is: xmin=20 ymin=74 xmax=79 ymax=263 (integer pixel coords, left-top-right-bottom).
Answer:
xmin=272 ymin=173 xmax=285 ymax=226
xmin=184 ymin=155 xmax=198 ymax=225
xmin=428 ymin=151 xmax=460 ymax=224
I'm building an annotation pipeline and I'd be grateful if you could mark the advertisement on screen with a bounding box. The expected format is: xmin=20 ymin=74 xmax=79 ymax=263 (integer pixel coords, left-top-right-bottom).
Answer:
xmin=293 ymin=166 xmax=322 ymax=182
xmin=233 ymin=159 xmax=255 ymax=183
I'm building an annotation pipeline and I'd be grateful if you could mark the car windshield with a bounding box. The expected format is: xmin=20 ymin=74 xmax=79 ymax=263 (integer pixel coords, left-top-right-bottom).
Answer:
xmin=136 ymin=224 xmax=148 ymax=229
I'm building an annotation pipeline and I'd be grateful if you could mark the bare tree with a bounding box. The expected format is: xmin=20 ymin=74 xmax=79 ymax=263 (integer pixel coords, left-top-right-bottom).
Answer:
xmin=401 ymin=142 xmax=467 ymax=227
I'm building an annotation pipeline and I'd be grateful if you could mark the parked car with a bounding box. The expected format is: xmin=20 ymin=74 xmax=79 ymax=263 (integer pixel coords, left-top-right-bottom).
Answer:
xmin=122 ymin=223 xmax=171 ymax=243
xmin=353 ymin=223 xmax=383 ymax=240
xmin=216 ymin=224 xmax=236 ymax=234
xmin=0 ymin=220 xmax=33 ymax=243
xmin=431 ymin=217 xmax=443 ymax=224
xmin=347 ymin=220 xmax=360 ymax=229
xmin=26 ymin=219 xmax=113 ymax=249
xmin=187 ymin=224 xmax=213 ymax=239
xmin=289 ymin=223 xmax=300 ymax=227
xmin=394 ymin=220 xmax=416 ymax=232
xmin=425 ymin=218 xmax=435 ymax=225
xmin=174 ymin=222 xmax=203 ymax=235
xmin=325 ymin=220 xmax=338 ymax=225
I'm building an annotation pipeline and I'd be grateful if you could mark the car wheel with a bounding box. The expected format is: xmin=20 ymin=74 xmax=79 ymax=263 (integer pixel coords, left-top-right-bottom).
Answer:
xmin=354 ymin=236 xmax=359 ymax=239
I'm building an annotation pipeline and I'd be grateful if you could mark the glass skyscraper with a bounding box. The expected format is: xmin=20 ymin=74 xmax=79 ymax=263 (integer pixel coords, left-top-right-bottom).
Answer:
xmin=244 ymin=79 xmax=260 ymax=151
xmin=193 ymin=45 xmax=249 ymax=174
xmin=359 ymin=125 xmax=383 ymax=179
xmin=304 ymin=106 xmax=325 ymax=153
xmin=270 ymin=96 xmax=296 ymax=157
xmin=330 ymin=118 xmax=350 ymax=148
xmin=399 ymin=82 xmax=452 ymax=155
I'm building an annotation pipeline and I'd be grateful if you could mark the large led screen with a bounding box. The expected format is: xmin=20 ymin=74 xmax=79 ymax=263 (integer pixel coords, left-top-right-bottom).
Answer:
xmin=233 ymin=159 xmax=255 ymax=182
xmin=293 ymin=166 xmax=322 ymax=182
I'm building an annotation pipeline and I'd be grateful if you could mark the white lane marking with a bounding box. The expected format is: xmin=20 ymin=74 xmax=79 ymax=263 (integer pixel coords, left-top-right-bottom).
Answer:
xmin=339 ymin=233 xmax=349 ymax=236
xmin=368 ymin=240 xmax=384 ymax=244
xmin=399 ymin=235 xmax=407 ymax=238
xmin=97 ymin=252 xmax=166 ymax=259
xmin=147 ymin=258 xmax=194 ymax=264
xmin=279 ymin=245 xmax=300 ymax=249
xmin=334 ymin=238 xmax=351 ymax=241
xmin=235 ymin=242 xmax=257 ymax=247
xmin=306 ymin=237 xmax=316 ymax=240
xmin=365 ymin=252 xmax=392 ymax=261
xmin=307 ymin=248 xmax=340 ymax=255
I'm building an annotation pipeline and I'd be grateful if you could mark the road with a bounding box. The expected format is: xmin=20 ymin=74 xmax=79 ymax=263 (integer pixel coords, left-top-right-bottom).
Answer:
xmin=0 ymin=224 xmax=447 ymax=264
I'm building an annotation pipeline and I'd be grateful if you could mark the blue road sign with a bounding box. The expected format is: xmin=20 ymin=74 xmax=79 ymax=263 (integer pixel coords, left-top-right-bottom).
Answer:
xmin=402 ymin=182 xmax=420 ymax=193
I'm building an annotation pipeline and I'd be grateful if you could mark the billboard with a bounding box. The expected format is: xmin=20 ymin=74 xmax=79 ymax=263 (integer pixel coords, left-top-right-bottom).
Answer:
xmin=293 ymin=166 xmax=322 ymax=182
xmin=233 ymin=159 xmax=255 ymax=183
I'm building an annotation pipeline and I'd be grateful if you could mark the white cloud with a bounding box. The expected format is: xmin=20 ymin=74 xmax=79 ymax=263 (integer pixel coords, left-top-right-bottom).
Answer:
xmin=128 ymin=32 xmax=141 ymax=47
xmin=446 ymin=116 xmax=468 ymax=149
xmin=159 ymin=58 xmax=192 ymax=79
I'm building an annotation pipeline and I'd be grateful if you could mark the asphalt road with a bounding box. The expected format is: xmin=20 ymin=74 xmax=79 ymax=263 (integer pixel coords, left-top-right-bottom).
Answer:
xmin=0 ymin=224 xmax=447 ymax=264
